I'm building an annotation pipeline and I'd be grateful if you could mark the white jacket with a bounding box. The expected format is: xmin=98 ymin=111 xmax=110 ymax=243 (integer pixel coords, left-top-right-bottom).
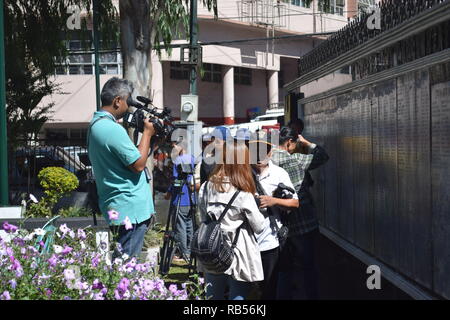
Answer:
xmin=198 ymin=180 xmax=266 ymax=282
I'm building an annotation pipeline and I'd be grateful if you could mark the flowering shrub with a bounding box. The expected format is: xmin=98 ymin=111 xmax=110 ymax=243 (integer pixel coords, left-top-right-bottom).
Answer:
xmin=27 ymin=167 xmax=79 ymax=218
xmin=0 ymin=221 xmax=206 ymax=300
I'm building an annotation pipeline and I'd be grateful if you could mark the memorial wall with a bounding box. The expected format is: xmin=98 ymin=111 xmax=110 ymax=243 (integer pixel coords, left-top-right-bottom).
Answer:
xmin=302 ymin=62 xmax=450 ymax=299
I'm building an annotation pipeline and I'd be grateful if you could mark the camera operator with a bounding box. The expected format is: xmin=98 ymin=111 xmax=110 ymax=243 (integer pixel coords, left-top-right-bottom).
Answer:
xmin=87 ymin=77 xmax=155 ymax=259
xmin=271 ymin=126 xmax=329 ymax=300
xmin=165 ymin=140 xmax=196 ymax=262
xmin=249 ymin=139 xmax=299 ymax=300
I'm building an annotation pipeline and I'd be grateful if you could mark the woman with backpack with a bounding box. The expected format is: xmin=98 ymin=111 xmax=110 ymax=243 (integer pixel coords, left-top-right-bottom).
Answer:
xmin=195 ymin=142 xmax=266 ymax=300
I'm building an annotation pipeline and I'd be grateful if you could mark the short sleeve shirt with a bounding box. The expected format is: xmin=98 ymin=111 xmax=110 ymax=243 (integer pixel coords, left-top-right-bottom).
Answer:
xmin=254 ymin=161 xmax=298 ymax=251
xmin=88 ymin=111 xmax=154 ymax=225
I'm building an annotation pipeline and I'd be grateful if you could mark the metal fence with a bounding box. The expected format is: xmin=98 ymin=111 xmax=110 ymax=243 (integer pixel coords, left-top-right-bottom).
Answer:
xmin=8 ymin=139 xmax=90 ymax=203
xmin=298 ymin=0 xmax=450 ymax=77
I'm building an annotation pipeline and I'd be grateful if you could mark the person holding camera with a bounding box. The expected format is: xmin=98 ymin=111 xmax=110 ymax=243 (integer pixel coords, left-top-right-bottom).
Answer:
xmin=249 ymin=139 xmax=299 ymax=300
xmin=197 ymin=142 xmax=266 ymax=300
xmin=271 ymin=126 xmax=329 ymax=300
xmin=165 ymin=140 xmax=196 ymax=262
xmin=87 ymin=77 xmax=155 ymax=259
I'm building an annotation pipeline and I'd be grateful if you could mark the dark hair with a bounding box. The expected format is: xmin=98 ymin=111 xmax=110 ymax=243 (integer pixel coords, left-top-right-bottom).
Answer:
xmin=288 ymin=119 xmax=304 ymax=135
xmin=279 ymin=126 xmax=297 ymax=145
xmin=100 ymin=77 xmax=134 ymax=106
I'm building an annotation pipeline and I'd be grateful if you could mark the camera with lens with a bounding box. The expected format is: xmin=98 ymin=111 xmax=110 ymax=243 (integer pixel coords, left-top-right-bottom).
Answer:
xmin=124 ymin=95 xmax=175 ymax=140
xmin=175 ymin=163 xmax=194 ymax=182
xmin=272 ymin=183 xmax=296 ymax=199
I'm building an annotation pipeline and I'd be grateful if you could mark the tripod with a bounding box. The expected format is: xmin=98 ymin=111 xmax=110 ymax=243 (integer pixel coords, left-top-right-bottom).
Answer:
xmin=159 ymin=167 xmax=197 ymax=275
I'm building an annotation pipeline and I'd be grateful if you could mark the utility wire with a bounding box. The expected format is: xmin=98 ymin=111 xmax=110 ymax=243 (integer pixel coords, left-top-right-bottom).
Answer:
xmin=67 ymin=31 xmax=335 ymax=55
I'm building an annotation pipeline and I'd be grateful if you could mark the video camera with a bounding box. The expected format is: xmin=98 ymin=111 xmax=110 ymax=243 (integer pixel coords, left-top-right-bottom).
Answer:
xmin=175 ymin=163 xmax=194 ymax=182
xmin=124 ymin=95 xmax=175 ymax=141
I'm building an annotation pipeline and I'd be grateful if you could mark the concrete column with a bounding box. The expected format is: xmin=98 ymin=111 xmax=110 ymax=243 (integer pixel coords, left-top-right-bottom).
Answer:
xmin=151 ymin=51 xmax=164 ymax=109
xmin=267 ymin=70 xmax=279 ymax=108
xmin=347 ymin=0 xmax=358 ymax=19
xmin=222 ymin=66 xmax=235 ymax=125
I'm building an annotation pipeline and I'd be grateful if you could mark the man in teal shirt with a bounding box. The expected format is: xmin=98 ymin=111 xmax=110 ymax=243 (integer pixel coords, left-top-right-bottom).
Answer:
xmin=88 ymin=77 xmax=155 ymax=258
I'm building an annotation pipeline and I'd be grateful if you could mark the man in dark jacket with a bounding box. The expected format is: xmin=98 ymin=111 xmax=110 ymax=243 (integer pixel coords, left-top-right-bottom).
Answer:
xmin=272 ymin=125 xmax=329 ymax=300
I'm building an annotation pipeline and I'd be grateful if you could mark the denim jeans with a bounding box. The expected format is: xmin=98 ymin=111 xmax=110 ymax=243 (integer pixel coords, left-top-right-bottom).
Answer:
xmin=111 ymin=218 xmax=150 ymax=260
xmin=205 ymin=273 xmax=251 ymax=300
xmin=172 ymin=205 xmax=193 ymax=258
xmin=277 ymin=229 xmax=319 ymax=300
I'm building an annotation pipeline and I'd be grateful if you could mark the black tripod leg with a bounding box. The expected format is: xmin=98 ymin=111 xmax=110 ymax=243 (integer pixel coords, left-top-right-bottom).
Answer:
xmin=161 ymin=185 xmax=183 ymax=275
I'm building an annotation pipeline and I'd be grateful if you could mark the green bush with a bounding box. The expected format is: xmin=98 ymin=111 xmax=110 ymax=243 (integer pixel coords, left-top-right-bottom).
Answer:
xmin=58 ymin=206 xmax=93 ymax=218
xmin=26 ymin=167 xmax=79 ymax=218
xmin=39 ymin=167 xmax=79 ymax=205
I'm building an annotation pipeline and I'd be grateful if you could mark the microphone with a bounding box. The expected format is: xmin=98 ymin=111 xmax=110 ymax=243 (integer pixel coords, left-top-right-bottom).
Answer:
xmin=126 ymin=96 xmax=144 ymax=108
xmin=137 ymin=96 xmax=152 ymax=105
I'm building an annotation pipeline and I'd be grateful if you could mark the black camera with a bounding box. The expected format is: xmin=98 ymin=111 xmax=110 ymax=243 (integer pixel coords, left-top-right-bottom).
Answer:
xmin=124 ymin=96 xmax=175 ymax=140
xmin=272 ymin=183 xmax=296 ymax=199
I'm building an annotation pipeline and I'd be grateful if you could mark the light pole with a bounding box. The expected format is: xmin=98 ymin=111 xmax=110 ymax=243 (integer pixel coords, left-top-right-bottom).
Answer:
xmin=0 ymin=0 xmax=8 ymax=205
xmin=93 ymin=0 xmax=101 ymax=111
xmin=189 ymin=0 xmax=198 ymax=96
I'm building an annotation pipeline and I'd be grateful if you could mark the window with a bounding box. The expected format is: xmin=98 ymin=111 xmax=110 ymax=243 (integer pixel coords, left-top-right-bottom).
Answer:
xmin=291 ymin=0 xmax=311 ymax=8
xmin=55 ymin=33 xmax=121 ymax=75
xmin=201 ymin=63 xmax=222 ymax=83
xmin=278 ymin=70 xmax=285 ymax=88
xmin=319 ymin=0 xmax=345 ymax=16
xmin=234 ymin=67 xmax=252 ymax=85
xmin=170 ymin=62 xmax=190 ymax=80
xmin=100 ymin=64 xmax=119 ymax=75
xmin=69 ymin=128 xmax=87 ymax=139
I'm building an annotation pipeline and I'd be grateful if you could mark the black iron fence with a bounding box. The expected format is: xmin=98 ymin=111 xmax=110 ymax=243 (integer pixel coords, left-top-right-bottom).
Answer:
xmin=298 ymin=0 xmax=450 ymax=78
xmin=8 ymin=139 xmax=90 ymax=203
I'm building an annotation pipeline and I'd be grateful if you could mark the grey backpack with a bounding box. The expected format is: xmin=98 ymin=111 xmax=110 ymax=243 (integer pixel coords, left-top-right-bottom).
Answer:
xmin=191 ymin=183 xmax=241 ymax=273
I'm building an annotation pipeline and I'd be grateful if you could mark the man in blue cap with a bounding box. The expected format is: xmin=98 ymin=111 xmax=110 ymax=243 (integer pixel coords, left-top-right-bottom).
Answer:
xmin=233 ymin=128 xmax=254 ymax=146
xmin=199 ymin=126 xmax=231 ymax=184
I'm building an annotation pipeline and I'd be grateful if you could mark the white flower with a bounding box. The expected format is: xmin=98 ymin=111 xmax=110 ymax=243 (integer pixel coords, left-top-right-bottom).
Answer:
xmin=29 ymin=194 xmax=38 ymax=203
xmin=34 ymin=228 xmax=46 ymax=236
xmin=122 ymin=216 xmax=133 ymax=230
xmin=59 ymin=224 xmax=70 ymax=234
xmin=68 ymin=230 xmax=75 ymax=239
xmin=23 ymin=233 xmax=35 ymax=241
xmin=53 ymin=245 xmax=63 ymax=254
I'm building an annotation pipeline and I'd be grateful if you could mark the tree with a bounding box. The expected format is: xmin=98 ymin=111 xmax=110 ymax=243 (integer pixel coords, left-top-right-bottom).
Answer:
xmin=4 ymin=0 xmax=117 ymax=148
xmin=119 ymin=0 xmax=217 ymax=98
xmin=4 ymin=0 xmax=218 ymax=148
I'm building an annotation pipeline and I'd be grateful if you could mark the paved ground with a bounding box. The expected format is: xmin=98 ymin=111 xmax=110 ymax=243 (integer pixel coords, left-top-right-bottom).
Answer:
xmin=316 ymin=234 xmax=411 ymax=300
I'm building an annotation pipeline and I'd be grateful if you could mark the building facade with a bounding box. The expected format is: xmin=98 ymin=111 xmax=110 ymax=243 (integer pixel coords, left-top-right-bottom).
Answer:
xmin=42 ymin=0 xmax=360 ymax=139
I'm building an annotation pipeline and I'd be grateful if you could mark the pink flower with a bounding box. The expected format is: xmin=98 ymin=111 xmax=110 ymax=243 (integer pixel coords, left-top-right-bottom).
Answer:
xmin=123 ymin=216 xmax=133 ymax=230
xmin=61 ymin=245 xmax=73 ymax=255
xmin=77 ymin=229 xmax=86 ymax=240
xmin=108 ymin=210 xmax=120 ymax=221
xmin=2 ymin=222 xmax=18 ymax=233
xmin=0 ymin=291 xmax=11 ymax=300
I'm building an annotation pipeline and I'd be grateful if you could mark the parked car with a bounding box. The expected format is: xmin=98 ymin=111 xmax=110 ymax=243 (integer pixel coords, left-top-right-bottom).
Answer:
xmin=10 ymin=146 xmax=91 ymax=194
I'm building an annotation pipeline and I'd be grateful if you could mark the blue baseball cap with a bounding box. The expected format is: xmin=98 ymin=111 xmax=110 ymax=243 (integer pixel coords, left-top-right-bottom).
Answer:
xmin=211 ymin=126 xmax=231 ymax=141
xmin=234 ymin=128 xmax=253 ymax=141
